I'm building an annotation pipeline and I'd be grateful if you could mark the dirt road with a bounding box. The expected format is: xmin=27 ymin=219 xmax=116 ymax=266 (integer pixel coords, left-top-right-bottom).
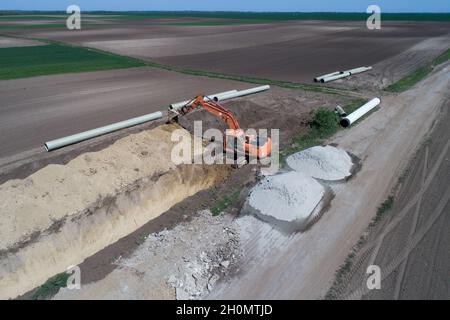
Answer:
xmin=328 ymin=101 xmax=450 ymax=300
xmin=208 ymin=63 xmax=450 ymax=299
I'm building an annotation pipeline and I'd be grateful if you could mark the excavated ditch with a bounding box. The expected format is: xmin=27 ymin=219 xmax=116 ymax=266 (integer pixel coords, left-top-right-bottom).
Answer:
xmin=0 ymin=124 xmax=231 ymax=299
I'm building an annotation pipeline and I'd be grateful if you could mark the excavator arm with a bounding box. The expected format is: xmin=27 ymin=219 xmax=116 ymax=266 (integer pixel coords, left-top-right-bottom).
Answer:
xmin=178 ymin=95 xmax=241 ymax=131
xmin=172 ymin=95 xmax=272 ymax=159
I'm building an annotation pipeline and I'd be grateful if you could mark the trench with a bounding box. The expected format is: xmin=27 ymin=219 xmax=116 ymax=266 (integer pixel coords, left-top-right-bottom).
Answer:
xmin=0 ymin=125 xmax=231 ymax=299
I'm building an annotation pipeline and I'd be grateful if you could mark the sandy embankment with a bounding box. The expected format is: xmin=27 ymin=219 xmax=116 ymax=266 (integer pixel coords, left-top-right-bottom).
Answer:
xmin=0 ymin=124 xmax=231 ymax=299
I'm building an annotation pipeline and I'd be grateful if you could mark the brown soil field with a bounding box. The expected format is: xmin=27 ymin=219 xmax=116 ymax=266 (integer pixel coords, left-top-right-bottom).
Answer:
xmin=82 ymin=24 xmax=354 ymax=59
xmin=0 ymin=19 xmax=265 ymax=42
xmin=4 ymin=20 xmax=449 ymax=85
xmin=152 ymin=21 xmax=450 ymax=83
xmin=0 ymin=67 xmax=250 ymax=170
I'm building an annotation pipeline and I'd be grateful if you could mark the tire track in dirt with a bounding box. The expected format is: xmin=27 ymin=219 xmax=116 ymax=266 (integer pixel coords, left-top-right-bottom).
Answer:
xmin=335 ymin=139 xmax=448 ymax=299
xmin=393 ymin=146 xmax=429 ymax=299
xmin=345 ymin=182 xmax=450 ymax=300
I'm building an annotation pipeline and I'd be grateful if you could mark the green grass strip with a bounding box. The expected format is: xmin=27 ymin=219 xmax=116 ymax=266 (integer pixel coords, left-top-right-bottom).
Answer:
xmin=211 ymin=189 xmax=241 ymax=216
xmin=99 ymin=12 xmax=450 ymax=22
xmin=434 ymin=47 xmax=450 ymax=65
xmin=0 ymin=43 xmax=144 ymax=80
xmin=385 ymin=47 xmax=450 ymax=93
xmin=31 ymin=272 xmax=70 ymax=300
xmin=369 ymin=195 xmax=395 ymax=228
xmin=2 ymin=12 xmax=450 ymax=22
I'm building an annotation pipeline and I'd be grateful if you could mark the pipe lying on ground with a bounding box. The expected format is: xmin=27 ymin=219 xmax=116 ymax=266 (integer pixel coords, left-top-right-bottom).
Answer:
xmin=335 ymin=106 xmax=347 ymax=117
xmin=169 ymin=90 xmax=237 ymax=110
xmin=321 ymin=72 xmax=351 ymax=83
xmin=213 ymin=85 xmax=271 ymax=102
xmin=346 ymin=66 xmax=373 ymax=75
xmin=317 ymin=66 xmax=373 ymax=83
xmin=45 ymin=111 xmax=163 ymax=151
xmin=46 ymin=86 xmax=270 ymax=151
xmin=314 ymin=71 xmax=341 ymax=82
xmin=340 ymin=98 xmax=381 ymax=128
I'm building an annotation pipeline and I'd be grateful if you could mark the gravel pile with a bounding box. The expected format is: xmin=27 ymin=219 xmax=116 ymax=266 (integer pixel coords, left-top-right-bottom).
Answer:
xmin=286 ymin=146 xmax=353 ymax=181
xmin=248 ymin=171 xmax=325 ymax=225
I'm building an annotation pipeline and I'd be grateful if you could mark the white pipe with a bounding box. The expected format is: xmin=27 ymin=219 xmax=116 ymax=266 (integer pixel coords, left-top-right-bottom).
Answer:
xmin=345 ymin=66 xmax=373 ymax=75
xmin=335 ymin=106 xmax=347 ymax=117
xmin=340 ymin=98 xmax=381 ymax=127
xmin=170 ymin=90 xmax=237 ymax=110
xmin=213 ymin=85 xmax=270 ymax=102
xmin=45 ymin=111 xmax=163 ymax=151
xmin=314 ymin=71 xmax=341 ymax=82
xmin=321 ymin=72 xmax=351 ymax=83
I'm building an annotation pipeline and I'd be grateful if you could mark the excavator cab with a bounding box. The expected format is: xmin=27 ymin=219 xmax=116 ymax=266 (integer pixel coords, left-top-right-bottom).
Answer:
xmin=243 ymin=134 xmax=271 ymax=159
xmin=223 ymin=131 xmax=271 ymax=165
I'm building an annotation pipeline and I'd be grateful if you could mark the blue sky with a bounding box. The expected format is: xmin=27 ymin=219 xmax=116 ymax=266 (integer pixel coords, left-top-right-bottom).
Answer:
xmin=2 ymin=0 xmax=450 ymax=13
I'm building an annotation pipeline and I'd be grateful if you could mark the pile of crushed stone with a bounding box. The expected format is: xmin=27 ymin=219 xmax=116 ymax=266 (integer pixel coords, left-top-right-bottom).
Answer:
xmin=286 ymin=145 xmax=353 ymax=181
xmin=54 ymin=210 xmax=241 ymax=300
xmin=248 ymin=171 xmax=325 ymax=225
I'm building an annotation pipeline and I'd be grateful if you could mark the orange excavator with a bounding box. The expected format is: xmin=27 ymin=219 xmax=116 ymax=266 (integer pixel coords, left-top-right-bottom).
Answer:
xmin=169 ymin=95 xmax=272 ymax=160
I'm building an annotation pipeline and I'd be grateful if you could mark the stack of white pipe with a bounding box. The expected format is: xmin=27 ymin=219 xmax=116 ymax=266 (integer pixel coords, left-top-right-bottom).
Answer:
xmin=321 ymin=71 xmax=351 ymax=83
xmin=170 ymin=85 xmax=270 ymax=110
xmin=314 ymin=72 xmax=341 ymax=82
xmin=315 ymin=66 xmax=373 ymax=83
xmin=340 ymin=97 xmax=381 ymax=128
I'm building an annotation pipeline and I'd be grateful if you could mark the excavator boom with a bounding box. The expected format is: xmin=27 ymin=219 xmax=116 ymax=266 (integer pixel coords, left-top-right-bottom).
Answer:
xmin=173 ymin=95 xmax=272 ymax=159
xmin=179 ymin=95 xmax=241 ymax=130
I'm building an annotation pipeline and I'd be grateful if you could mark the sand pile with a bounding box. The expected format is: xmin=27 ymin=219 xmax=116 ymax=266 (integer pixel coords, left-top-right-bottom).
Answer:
xmin=248 ymin=172 xmax=325 ymax=229
xmin=0 ymin=124 xmax=231 ymax=299
xmin=286 ymin=146 xmax=353 ymax=181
